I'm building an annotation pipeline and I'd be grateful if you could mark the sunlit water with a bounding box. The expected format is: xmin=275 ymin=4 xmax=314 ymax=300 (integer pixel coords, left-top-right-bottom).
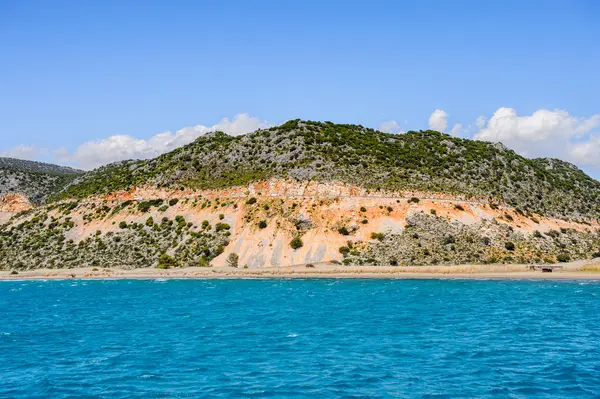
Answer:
xmin=1 ymin=279 xmax=599 ymax=398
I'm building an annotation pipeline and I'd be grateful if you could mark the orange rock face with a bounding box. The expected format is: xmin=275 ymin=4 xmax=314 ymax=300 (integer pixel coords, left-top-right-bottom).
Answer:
xmin=0 ymin=194 xmax=32 ymax=213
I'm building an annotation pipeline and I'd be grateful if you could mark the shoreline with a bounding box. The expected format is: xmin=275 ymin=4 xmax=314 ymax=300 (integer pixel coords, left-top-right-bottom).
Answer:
xmin=2 ymin=262 xmax=600 ymax=281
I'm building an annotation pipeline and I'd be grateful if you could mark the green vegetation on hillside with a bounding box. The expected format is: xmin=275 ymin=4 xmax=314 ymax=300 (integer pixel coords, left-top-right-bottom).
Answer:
xmin=51 ymin=120 xmax=600 ymax=220
xmin=0 ymin=157 xmax=82 ymax=203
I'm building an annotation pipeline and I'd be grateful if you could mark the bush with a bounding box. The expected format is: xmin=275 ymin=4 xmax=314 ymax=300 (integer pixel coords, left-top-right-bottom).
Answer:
xmin=371 ymin=232 xmax=385 ymax=241
xmin=119 ymin=221 xmax=128 ymax=229
xmin=157 ymin=254 xmax=177 ymax=269
xmin=430 ymin=209 xmax=437 ymax=215
xmin=505 ymin=241 xmax=515 ymax=251
xmin=360 ymin=206 xmax=367 ymax=212
xmin=408 ymin=197 xmax=420 ymax=204
xmin=219 ymin=214 xmax=225 ymax=220
xmin=338 ymin=226 xmax=350 ymax=235
xmin=246 ymin=197 xmax=257 ymax=205
xmin=146 ymin=217 xmax=154 ymax=227
xmin=557 ymin=253 xmax=570 ymax=263
xmin=592 ymin=251 xmax=600 ymax=259
xmin=169 ymin=198 xmax=179 ymax=206
xmin=339 ymin=246 xmax=350 ymax=256
xmin=454 ymin=204 xmax=465 ymax=211
xmin=215 ymin=223 xmax=230 ymax=232
xmin=290 ymin=236 xmax=303 ymax=250
xmin=258 ymin=220 xmax=267 ymax=229
xmin=227 ymin=253 xmax=239 ymax=268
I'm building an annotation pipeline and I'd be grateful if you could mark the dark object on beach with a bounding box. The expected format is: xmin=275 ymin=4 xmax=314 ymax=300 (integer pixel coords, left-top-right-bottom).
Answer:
xmin=541 ymin=267 xmax=553 ymax=273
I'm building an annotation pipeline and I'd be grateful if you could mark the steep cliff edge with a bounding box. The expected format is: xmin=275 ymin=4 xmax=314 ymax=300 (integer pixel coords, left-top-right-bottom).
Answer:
xmin=1 ymin=180 xmax=598 ymax=270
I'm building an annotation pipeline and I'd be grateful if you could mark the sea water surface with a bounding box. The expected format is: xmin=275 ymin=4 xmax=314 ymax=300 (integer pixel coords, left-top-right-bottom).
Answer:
xmin=1 ymin=279 xmax=599 ymax=398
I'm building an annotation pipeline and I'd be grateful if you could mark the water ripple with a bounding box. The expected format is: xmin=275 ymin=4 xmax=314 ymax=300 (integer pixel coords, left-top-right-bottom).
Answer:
xmin=1 ymin=279 xmax=599 ymax=398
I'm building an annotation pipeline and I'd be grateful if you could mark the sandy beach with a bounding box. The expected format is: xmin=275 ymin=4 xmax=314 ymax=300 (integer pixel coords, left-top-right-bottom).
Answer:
xmin=2 ymin=260 xmax=600 ymax=280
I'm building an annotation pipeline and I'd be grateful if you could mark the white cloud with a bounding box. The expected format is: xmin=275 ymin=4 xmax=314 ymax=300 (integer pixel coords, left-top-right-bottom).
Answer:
xmin=378 ymin=120 xmax=404 ymax=134
xmin=428 ymin=109 xmax=448 ymax=132
xmin=67 ymin=113 xmax=270 ymax=170
xmin=0 ymin=145 xmax=38 ymax=160
xmin=568 ymin=136 xmax=600 ymax=167
xmin=474 ymin=107 xmax=600 ymax=161
xmin=449 ymin=123 xmax=463 ymax=136
xmin=475 ymin=115 xmax=486 ymax=129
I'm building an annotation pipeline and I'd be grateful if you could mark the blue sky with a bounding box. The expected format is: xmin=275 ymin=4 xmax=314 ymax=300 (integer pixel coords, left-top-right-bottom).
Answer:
xmin=1 ymin=0 xmax=599 ymax=176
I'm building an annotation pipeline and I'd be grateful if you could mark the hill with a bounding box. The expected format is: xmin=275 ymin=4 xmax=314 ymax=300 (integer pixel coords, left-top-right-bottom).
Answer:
xmin=0 ymin=157 xmax=82 ymax=203
xmin=1 ymin=120 xmax=599 ymax=272
xmin=54 ymin=120 xmax=600 ymax=221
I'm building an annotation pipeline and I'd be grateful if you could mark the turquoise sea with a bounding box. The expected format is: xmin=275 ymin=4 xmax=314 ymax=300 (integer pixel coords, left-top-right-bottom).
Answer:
xmin=1 ymin=279 xmax=599 ymax=398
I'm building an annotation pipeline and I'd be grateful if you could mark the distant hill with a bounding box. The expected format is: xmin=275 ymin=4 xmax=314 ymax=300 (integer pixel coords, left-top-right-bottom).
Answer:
xmin=0 ymin=157 xmax=82 ymax=203
xmin=54 ymin=120 xmax=600 ymax=220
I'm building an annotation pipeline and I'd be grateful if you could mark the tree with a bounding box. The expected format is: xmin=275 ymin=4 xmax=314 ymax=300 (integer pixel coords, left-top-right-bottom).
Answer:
xmin=258 ymin=220 xmax=267 ymax=229
xmin=227 ymin=253 xmax=239 ymax=268
xmin=146 ymin=217 xmax=154 ymax=227
xmin=119 ymin=221 xmax=128 ymax=229
xmin=290 ymin=236 xmax=303 ymax=250
xmin=157 ymin=254 xmax=177 ymax=269
xmin=338 ymin=226 xmax=350 ymax=235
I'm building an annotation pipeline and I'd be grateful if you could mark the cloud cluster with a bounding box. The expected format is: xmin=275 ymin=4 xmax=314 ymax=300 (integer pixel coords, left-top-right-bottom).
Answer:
xmin=0 ymin=145 xmax=39 ymax=161
xmin=428 ymin=109 xmax=448 ymax=132
xmin=474 ymin=107 xmax=600 ymax=166
xmin=2 ymin=109 xmax=599 ymax=179
xmin=67 ymin=114 xmax=270 ymax=170
xmin=378 ymin=120 xmax=404 ymax=134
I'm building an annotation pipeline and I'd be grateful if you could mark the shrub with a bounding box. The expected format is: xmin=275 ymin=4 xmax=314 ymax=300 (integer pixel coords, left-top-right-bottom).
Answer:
xmin=454 ymin=204 xmax=465 ymax=211
xmin=169 ymin=198 xmax=179 ymax=206
xmin=557 ymin=253 xmax=570 ymax=263
xmin=219 ymin=214 xmax=225 ymax=220
xmin=408 ymin=197 xmax=420 ymax=204
xmin=371 ymin=232 xmax=385 ymax=241
xmin=246 ymin=197 xmax=257 ymax=205
xmin=258 ymin=220 xmax=267 ymax=229
xmin=119 ymin=221 xmax=128 ymax=229
xmin=505 ymin=242 xmax=515 ymax=251
xmin=158 ymin=205 xmax=168 ymax=212
xmin=339 ymin=246 xmax=350 ymax=256
xmin=215 ymin=223 xmax=230 ymax=232
xmin=201 ymin=220 xmax=210 ymax=229
xmin=227 ymin=253 xmax=239 ymax=268
xmin=360 ymin=206 xmax=367 ymax=212
xmin=533 ymin=230 xmax=543 ymax=238
xmin=146 ymin=217 xmax=154 ymax=227
xmin=430 ymin=209 xmax=437 ymax=215
xmin=10 ymin=270 xmax=18 ymax=275
xmin=361 ymin=219 xmax=368 ymax=224
xmin=338 ymin=226 xmax=350 ymax=235
xmin=592 ymin=251 xmax=600 ymax=259
xmin=290 ymin=236 xmax=303 ymax=250
xmin=157 ymin=254 xmax=177 ymax=269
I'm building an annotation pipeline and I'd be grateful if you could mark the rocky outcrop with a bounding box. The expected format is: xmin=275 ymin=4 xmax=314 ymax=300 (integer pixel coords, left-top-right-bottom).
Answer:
xmin=0 ymin=194 xmax=32 ymax=213
xmin=1 ymin=181 xmax=599 ymax=271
